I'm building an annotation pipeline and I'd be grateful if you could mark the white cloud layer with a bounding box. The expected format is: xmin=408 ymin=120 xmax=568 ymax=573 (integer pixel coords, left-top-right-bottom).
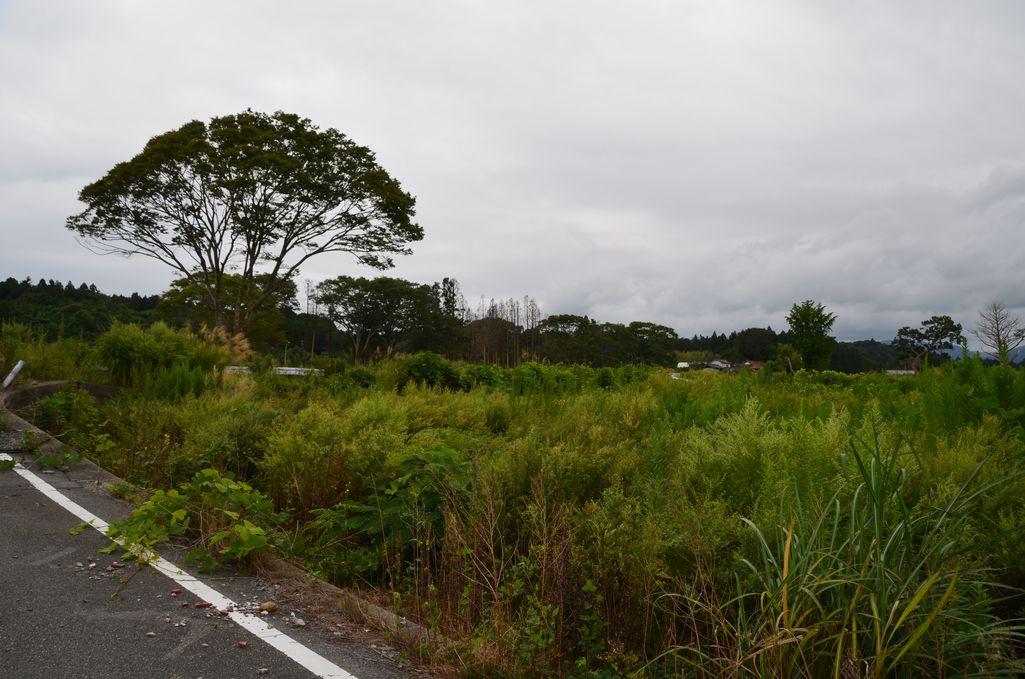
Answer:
xmin=3 ymin=0 xmax=1025 ymax=341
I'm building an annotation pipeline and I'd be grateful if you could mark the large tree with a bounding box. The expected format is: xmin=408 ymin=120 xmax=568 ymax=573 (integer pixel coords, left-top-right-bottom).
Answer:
xmin=156 ymin=273 xmax=299 ymax=349
xmin=973 ymin=302 xmax=1025 ymax=365
xmin=892 ymin=314 xmax=964 ymax=371
xmin=785 ymin=300 xmax=836 ymax=370
xmin=628 ymin=321 xmax=678 ymax=365
xmin=67 ymin=110 xmax=421 ymax=335
xmin=538 ymin=314 xmax=601 ymax=364
xmin=315 ymin=276 xmax=457 ymax=363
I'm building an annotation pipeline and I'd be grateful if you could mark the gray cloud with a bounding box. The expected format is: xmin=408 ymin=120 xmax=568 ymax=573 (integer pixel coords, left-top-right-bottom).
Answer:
xmin=3 ymin=1 xmax=1025 ymax=345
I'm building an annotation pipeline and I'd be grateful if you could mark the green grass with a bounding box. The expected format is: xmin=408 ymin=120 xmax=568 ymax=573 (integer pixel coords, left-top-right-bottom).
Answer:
xmin=19 ymin=347 xmax=1025 ymax=677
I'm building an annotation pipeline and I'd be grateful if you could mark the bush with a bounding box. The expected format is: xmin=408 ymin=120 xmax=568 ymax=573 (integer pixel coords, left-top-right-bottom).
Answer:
xmin=138 ymin=362 xmax=211 ymax=400
xmin=260 ymin=395 xmax=407 ymax=515
xmin=399 ymin=352 xmax=461 ymax=391
xmin=460 ymin=363 xmax=504 ymax=391
xmin=303 ymin=445 xmax=470 ymax=586
xmin=27 ymin=387 xmax=101 ymax=436
xmin=95 ymin=321 xmax=230 ymax=386
xmin=0 ymin=321 xmax=95 ymax=382
xmin=104 ymin=468 xmax=286 ymax=571
xmin=173 ymin=396 xmax=280 ymax=479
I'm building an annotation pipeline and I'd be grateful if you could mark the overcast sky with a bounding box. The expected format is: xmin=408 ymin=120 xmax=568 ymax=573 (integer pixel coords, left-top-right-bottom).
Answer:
xmin=3 ymin=1 xmax=1025 ymax=341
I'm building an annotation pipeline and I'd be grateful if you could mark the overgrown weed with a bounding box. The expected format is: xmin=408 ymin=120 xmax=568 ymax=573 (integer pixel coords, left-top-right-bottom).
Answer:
xmin=19 ymin=349 xmax=1025 ymax=676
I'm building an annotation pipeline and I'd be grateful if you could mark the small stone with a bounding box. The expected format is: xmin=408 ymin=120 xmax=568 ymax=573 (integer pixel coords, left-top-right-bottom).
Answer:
xmin=164 ymin=616 xmax=171 ymax=623
xmin=258 ymin=601 xmax=278 ymax=613
xmin=238 ymin=640 xmax=249 ymax=648
xmin=257 ymin=670 xmax=269 ymax=675
xmin=145 ymin=631 xmax=156 ymax=637
xmin=293 ymin=617 xmax=306 ymax=627
xmin=75 ymin=562 xmax=84 ymax=568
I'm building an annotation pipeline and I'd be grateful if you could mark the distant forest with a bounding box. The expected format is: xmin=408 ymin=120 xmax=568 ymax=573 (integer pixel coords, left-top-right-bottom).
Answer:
xmin=0 ymin=275 xmax=907 ymax=371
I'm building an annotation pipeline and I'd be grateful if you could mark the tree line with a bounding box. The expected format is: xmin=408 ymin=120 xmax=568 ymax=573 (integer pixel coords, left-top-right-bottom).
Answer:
xmin=40 ymin=109 xmax=1024 ymax=372
xmin=308 ymin=275 xmax=680 ymax=367
xmin=5 ymin=274 xmax=1024 ymax=371
xmin=0 ymin=277 xmax=158 ymax=338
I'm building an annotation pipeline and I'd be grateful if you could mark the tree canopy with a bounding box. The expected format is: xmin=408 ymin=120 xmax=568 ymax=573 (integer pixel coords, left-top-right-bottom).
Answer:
xmin=892 ymin=314 xmax=963 ymax=371
xmin=0 ymin=276 xmax=157 ymax=339
xmin=785 ymin=300 xmax=836 ymax=370
xmin=156 ymin=274 xmax=299 ymax=349
xmin=315 ymin=276 xmax=460 ymax=363
xmin=67 ymin=110 xmax=421 ymax=336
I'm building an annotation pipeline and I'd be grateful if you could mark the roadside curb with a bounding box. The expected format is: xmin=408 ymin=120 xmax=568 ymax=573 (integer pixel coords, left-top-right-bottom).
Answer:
xmin=257 ymin=557 xmax=441 ymax=651
xmin=1 ymin=379 xmax=121 ymax=411
xmin=1 ymin=401 xmax=124 ymax=489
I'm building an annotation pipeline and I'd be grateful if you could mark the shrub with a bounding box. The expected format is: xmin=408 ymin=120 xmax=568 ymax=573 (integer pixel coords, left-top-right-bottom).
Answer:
xmin=304 ymin=445 xmax=470 ymax=586
xmin=399 ymin=352 xmax=461 ymax=391
xmin=460 ymin=363 xmax=504 ymax=391
xmin=104 ymin=468 xmax=286 ymax=571
xmin=0 ymin=321 xmax=95 ymax=382
xmin=138 ymin=362 xmax=210 ymax=400
xmin=340 ymin=365 xmax=377 ymax=389
xmin=95 ymin=321 xmax=231 ymax=386
xmin=27 ymin=387 xmax=101 ymax=436
xmin=173 ymin=396 xmax=280 ymax=479
xmin=260 ymin=395 xmax=406 ymax=515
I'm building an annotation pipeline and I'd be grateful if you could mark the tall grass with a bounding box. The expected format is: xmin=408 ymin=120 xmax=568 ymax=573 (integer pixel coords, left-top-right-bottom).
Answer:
xmin=669 ymin=423 xmax=1024 ymax=677
xmin=0 ymin=320 xmax=96 ymax=381
xmin=19 ymin=350 xmax=1025 ymax=677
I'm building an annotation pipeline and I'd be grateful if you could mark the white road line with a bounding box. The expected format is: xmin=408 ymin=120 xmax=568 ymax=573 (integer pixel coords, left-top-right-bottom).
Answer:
xmin=0 ymin=453 xmax=359 ymax=679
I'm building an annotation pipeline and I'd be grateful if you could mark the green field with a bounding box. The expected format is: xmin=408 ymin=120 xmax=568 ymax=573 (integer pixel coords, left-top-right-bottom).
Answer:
xmin=5 ymin=322 xmax=1025 ymax=677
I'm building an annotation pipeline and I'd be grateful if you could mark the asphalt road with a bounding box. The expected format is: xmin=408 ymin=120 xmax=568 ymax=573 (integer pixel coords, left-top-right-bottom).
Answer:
xmin=0 ymin=452 xmax=413 ymax=679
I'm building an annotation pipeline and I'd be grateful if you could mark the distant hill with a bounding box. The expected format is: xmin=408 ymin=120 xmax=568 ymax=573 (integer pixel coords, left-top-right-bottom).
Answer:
xmin=834 ymin=339 xmax=900 ymax=372
xmin=936 ymin=346 xmax=1023 ymax=364
xmin=0 ymin=277 xmax=158 ymax=339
